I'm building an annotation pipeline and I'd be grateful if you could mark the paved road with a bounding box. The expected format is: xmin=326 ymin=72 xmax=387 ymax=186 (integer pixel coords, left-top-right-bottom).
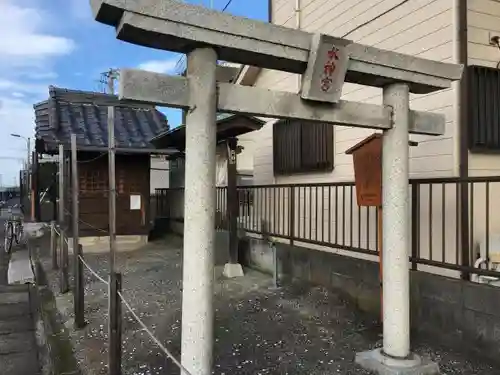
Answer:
xmin=0 ymin=198 xmax=42 ymax=375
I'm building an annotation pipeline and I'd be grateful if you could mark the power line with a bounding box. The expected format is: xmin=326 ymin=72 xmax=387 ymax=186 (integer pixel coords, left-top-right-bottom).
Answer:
xmin=341 ymin=0 xmax=409 ymax=38
xmin=174 ymin=0 xmax=236 ymax=73
xmin=222 ymin=0 xmax=233 ymax=12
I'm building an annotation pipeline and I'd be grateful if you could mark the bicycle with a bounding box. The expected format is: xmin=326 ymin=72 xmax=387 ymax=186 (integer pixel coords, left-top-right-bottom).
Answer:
xmin=4 ymin=211 xmax=23 ymax=254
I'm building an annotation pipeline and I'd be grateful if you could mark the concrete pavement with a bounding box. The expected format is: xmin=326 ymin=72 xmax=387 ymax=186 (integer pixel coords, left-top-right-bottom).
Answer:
xmin=0 ymin=199 xmax=42 ymax=375
xmin=0 ymin=285 xmax=41 ymax=375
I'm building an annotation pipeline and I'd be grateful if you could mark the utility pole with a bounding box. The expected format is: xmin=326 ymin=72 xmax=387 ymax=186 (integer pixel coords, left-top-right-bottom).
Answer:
xmin=105 ymin=68 xmax=119 ymax=95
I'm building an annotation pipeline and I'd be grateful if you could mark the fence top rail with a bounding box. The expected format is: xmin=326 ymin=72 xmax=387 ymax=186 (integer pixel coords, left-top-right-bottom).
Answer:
xmin=154 ymin=175 xmax=500 ymax=193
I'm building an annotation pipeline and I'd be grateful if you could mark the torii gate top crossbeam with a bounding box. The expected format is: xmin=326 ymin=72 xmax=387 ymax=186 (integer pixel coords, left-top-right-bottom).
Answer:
xmin=90 ymin=0 xmax=462 ymax=94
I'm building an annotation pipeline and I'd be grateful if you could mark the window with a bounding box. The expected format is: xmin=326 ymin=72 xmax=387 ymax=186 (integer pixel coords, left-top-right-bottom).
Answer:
xmin=117 ymin=168 xmax=142 ymax=194
xmin=79 ymin=168 xmax=108 ymax=192
xmin=468 ymin=66 xmax=500 ymax=152
xmin=273 ymin=119 xmax=334 ymax=175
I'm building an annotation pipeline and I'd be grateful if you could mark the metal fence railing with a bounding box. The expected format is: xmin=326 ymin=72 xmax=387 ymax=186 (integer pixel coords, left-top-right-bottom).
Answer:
xmin=154 ymin=176 xmax=500 ymax=279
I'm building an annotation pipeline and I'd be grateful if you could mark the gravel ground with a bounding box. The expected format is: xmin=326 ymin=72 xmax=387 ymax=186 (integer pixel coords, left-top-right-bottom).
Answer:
xmin=39 ymin=235 xmax=498 ymax=375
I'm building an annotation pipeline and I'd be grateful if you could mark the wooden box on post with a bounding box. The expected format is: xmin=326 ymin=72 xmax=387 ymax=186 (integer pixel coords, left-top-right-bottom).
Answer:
xmin=346 ymin=134 xmax=383 ymax=207
xmin=346 ymin=133 xmax=418 ymax=318
xmin=346 ymin=133 xmax=418 ymax=207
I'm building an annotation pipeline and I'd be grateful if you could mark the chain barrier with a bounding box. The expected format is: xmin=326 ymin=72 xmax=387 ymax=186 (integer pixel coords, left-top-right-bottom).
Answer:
xmin=52 ymin=228 xmax=191 ymax=375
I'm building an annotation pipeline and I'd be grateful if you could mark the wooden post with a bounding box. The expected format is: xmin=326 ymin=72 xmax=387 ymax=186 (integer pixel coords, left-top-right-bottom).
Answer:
xmin=108 ymin=106 xmax=117 ymax=273
xmin=227 ymin=138 xmax=238 ymax=264
xmin=346 ymin=134 xmax=418 ymax=324
xmin=60 ymin=228 xmax=69 ymax=294
xmin=71 ymin=134 xmax=82 ymax=311
xmin=289 ymin=186 xmax=295 ymax=246
xmin=71 ymin=134 xmax=79 ymax=255
xmin=74 ymin=244 xmax=85 ymax=329
xmin=107 ymin=103 xmax=121 ymax=374
xmin=33 ymin=151 xmax=41 ymax=221
xmin=30 ymin=152 xmax=35 ymax=222
xmin=410 ymin=183 xmax=419 ymax=271
xmin=50 ymin=220 xmax=58 ymax=270
xmin=58 ymin=145 xmax=65 ymax=229
xmin=377 ymin=206 xmax=383 ymax=320
xmin=108 ymin=272 xmax=122 ymax=375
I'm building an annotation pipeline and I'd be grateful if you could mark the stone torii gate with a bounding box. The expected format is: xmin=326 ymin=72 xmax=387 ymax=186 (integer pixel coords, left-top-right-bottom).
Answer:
xmin=89 ymin=1 xmax=463 ymax=374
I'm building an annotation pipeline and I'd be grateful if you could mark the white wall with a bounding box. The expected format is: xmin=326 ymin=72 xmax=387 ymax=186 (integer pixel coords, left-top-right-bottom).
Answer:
xmin=150 ymin=156 xmax=169 ymax=192
xmin=252 ymin=0 xmax=457 ymax=185
xmin=467 ymin=0 xmax=500 ymax=176
xmin=238 ymin=0 xmax=471 ymax=277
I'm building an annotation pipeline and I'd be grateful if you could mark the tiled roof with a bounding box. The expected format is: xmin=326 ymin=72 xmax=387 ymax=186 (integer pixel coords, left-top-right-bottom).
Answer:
xmin=34 ymin=86 xmax=169 ymax=152
xmin=150 ymin=113 xmax=264 ymax=151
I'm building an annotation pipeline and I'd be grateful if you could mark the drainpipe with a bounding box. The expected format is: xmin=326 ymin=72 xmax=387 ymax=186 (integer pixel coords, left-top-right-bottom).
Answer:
xmin=455 ymin=0 xmax=470 ymax=280
xmin=268 ymin=0 xmax=272 ymax=23
xmin=295 ymin=0 xmax=301 ymax=91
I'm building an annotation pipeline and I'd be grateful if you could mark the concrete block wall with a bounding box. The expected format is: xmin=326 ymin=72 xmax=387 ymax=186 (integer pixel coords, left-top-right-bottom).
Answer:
xmin=244 ymin=235 xmax=500 ymax=364
xmin=164 ymin=219 xmax=230 ymax=266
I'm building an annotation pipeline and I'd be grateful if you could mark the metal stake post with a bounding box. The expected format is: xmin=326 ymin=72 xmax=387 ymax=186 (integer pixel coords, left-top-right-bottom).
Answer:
xmin=181 ymin=47 xmax=218 ymax=375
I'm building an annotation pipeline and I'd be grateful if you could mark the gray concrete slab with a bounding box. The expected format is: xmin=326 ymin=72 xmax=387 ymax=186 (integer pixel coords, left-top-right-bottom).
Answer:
xmin=8 ymin=248 xmax=35 ymax=284
xmin=0 ymin=302 xmax=31 ymax=319
xmin=0 ymin=212 xmax=41 ymax=375
xmin=0 ymin=350 xmax=40 ymax=375
xmin=1 ymin=291 xmax=30 ymax=304
xmin=0 ymin=331 xmax=37 ymax=354
xmin=0 ymin=318 xmax=34 ymax=335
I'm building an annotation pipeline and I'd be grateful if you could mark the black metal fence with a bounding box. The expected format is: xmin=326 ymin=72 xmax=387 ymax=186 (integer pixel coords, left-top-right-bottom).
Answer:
xmin=153 ymin=176 xmax=500 ymax=278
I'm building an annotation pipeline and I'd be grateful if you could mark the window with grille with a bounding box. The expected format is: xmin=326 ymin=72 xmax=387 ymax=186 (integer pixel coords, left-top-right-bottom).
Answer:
xmin=468 ymin=65 xmax=500 ymax=152
xmin=79 ymin=169 xmax=108 ymax=192
xmin=273 ymin=119 xmax=334 ymax=175
xmin=117 ymin=168 xmax=142 ymax=194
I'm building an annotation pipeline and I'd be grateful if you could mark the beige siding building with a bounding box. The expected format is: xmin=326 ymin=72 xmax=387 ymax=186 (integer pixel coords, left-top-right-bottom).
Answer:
xmin=468 ymin=0 xmax=500 ymax=176
xmin=231 ymin=0 xmax=500 ymax=277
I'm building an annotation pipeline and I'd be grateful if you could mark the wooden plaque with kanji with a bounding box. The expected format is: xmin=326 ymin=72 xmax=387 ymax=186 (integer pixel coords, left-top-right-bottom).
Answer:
xmin=346 ymin=134 xmax=382 ymax=207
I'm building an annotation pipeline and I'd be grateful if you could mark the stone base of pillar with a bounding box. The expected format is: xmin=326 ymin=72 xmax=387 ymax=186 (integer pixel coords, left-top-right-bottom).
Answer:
xmin=355 ymin=348 xmax=440 ymax=375
xmin=222 ymin=263 xmax=244 ymax=278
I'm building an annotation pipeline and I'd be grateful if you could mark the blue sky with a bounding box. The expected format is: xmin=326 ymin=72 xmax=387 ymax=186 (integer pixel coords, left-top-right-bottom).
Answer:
xmin=0 ymin=0 xmax=268 ymax=186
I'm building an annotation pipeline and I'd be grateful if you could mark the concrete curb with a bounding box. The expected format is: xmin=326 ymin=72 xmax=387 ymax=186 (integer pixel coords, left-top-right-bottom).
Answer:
xmin=30 ymin=246 xmax=82 ymax=375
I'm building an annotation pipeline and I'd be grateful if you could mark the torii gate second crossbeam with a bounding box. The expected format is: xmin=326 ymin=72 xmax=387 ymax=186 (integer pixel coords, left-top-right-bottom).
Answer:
xmin=89 ymin=1 xmax=463 ymax=375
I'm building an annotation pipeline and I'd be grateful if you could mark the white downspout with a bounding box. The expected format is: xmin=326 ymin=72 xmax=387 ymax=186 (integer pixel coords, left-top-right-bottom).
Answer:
xmin=452 ymin=0 xmax=462 ymax=177
xmin=296 ymin=0 xmax=301 ymax=91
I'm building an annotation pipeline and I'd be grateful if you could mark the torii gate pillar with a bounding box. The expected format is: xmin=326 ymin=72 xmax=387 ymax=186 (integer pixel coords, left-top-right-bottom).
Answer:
xmin=181 ymin=47 xmax=218 ymax=375
xmin=355 ymin=83 xmax=439 ymax=374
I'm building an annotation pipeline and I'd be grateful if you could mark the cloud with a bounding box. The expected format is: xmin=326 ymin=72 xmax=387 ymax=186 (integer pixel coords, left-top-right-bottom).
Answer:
xmin=0 ymin=0 xmax=76 ymax=185
xmin=138 ymin=59 xmax=180 ymax=74
xmin=23 ymin=72 xmax=59 ymax=80
xmin=0 ymin=79 xmax=48 ymax=98
xmin=0 ymin=1 xmax=75 ymax=70
xmin=0 ymin=96 xmax=35 ymax=184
